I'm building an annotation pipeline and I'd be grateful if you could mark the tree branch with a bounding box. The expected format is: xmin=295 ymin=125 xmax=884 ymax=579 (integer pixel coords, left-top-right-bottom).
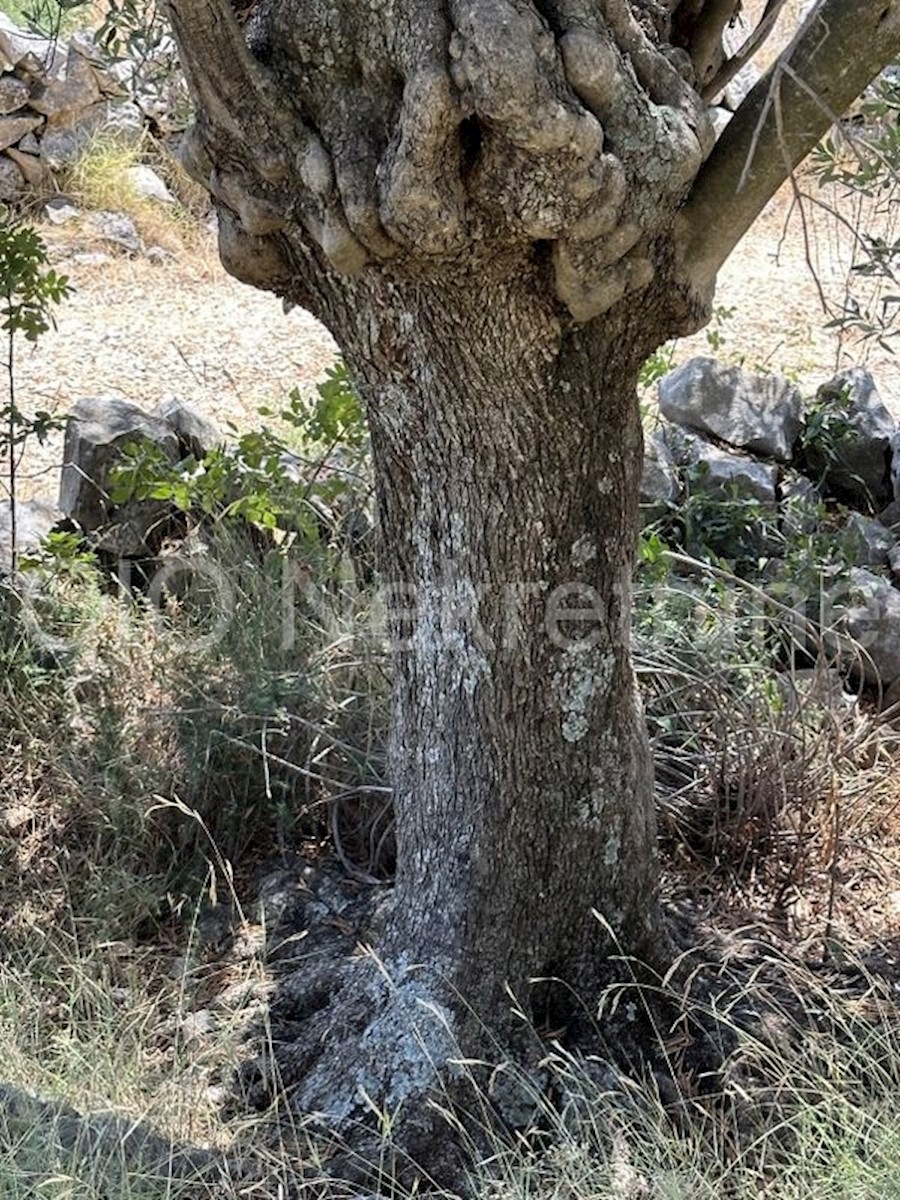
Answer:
xmin=678 ymin=0 xmax=900 ymax=302
xmin=166 ymin=0 xmax=268 ymax=139
xmin=701 ymin=0 xmax=791 ymax=102
xmin=676 ymin=0 xmax=741 ymax=85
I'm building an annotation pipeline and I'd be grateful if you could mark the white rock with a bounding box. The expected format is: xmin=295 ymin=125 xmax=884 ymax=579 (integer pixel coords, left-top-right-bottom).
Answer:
xmin=44 ymin=196 xmax=80 ymax=224
xmin=125 ymin=163 xmax=175 ymax=204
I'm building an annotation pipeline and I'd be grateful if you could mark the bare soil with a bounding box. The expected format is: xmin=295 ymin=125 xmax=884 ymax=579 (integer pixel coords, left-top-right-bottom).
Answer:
xmin=14 ymin=233 xmax=337 ymax=502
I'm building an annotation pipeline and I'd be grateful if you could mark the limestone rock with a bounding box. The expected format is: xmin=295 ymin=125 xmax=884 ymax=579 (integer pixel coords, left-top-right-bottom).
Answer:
xmin=85 ymin=210 xmax=140 ymax=254
xmin=0 ymin=154 xmax=23 ymax=199
xmin=661 ymin=424 xmax=778 ymax=505
xmin=0 ymin=75 xmax=29 ymax=114
xmin=0 ymin=496 xmax=62 ymax=570
xmin=38 ymin=125 xmax=84 ymax=170
xmin=780 ymin=472 xmax=820 ymax=537
xmin=39 ymin=98 xmax=142 ymax=169
xmin=153 ymin=396 xmax=222 ymax=459
xmin=125 ymin=163 xmax=175 ymax=203
xmin=658 ymin=356 xmax=802 ymax=462
xmin=0 ymin=112 xmax=42 ymax=152
xmin=29 ymin=46 xmax=100 ymax=127
xmin=838 ymin=512 xmax=895 ymax=568
xmin=44 ymin=195 xmax=79 ymax=224
xmin=59 ymin=396 xmax=179 ymax=556
xmin=838 ymin=569 xmax=900 ymax=687
xmin=0 ymin=13 xmax=64 ymax=74
xmin=640 ymin=429 xmax=678 ymax=522
xmin=801 ymin=368 xmax=895 ymax=511
xmin=5 ymin=146 xmax=47 ymax=189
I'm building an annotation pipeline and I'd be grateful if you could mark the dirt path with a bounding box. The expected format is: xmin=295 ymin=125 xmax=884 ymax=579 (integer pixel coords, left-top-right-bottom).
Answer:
xmin=677 ymin=178 xmax=900 ymax=402
xmin=15 ymin=242 xmax=337 ymax=501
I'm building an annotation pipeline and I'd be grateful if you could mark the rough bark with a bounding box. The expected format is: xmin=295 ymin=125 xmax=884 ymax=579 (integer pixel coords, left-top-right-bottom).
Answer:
xmin=356 ymin=272 xmax=665 ymax=1016
xmin=166 ymin=0 xmax=900 ymax=1147
xmin=241 ymin=264 xmax=670 ymax=1138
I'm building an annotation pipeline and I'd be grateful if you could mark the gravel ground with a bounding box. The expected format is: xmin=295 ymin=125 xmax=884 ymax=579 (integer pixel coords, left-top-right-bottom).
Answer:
xmin=14 ymin=238 xmax=337 ymax=502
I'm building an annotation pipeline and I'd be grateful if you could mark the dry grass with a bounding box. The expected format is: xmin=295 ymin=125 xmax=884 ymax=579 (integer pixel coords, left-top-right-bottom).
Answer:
xmin=4 ymin=526 xmax=900 ymax=1196
xmin=59 ymin=133 xmax=203 ymax=255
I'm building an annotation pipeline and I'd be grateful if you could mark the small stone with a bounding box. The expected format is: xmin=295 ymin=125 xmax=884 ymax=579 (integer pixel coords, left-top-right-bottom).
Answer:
xmin=0 ymin=75 xmax=29 ymax=115
xmin=0 ymin=497 xmax=62 ymax=569
xmin=0 ymin=112 xmax=42 ymax=152
xmin=5 ymin=146 xmax=47 ymax=189
xmin=38 ymin=126 xmax=82 ymax=170
xmin=0 ymin=154 xmax=23 ymax=200
xmin=144 ymin=245 xmax=173 ymax=264
xmin=0 ymin=804 xmax=35 ymax=834
xmin=179 ymin=1009 xmax=215 ymax=1042
xmin=125 ymin=163 xmax=175 ymax=203
xmin=44 ymin=195 xmax=80 ymax=224
xmin=70 ymin=251 xmax=110 ymax=267
xmin=879 ymin=498 xmax=900 ymax=530
xmin=85 ymin=210 xmax=141 ymax=254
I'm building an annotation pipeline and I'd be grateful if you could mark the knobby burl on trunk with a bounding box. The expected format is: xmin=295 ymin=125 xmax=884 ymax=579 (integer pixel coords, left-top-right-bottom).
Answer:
xmin=167 ymin=0 xmax=900 ymax=1140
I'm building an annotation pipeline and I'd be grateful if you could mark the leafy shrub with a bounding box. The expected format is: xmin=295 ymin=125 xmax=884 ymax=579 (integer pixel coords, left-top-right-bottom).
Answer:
xmin=0 ymin=216 xmax=70 ymax=573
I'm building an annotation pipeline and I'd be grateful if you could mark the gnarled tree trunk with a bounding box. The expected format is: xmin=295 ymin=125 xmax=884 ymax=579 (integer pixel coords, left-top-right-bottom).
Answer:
xmin=167 ymin=0 xmax=900 ymax=1147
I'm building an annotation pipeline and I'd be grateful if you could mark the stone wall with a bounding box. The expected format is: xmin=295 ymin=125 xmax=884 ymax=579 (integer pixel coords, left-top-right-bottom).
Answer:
xmin=0 ymin=15 xmax=143 ymax=200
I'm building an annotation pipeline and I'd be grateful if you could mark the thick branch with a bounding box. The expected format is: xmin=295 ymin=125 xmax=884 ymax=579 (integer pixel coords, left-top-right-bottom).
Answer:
xmin=679 ymin=0 xmax=900 ymax=298
xmin=167 ymin=0 xmax=275 ymax=143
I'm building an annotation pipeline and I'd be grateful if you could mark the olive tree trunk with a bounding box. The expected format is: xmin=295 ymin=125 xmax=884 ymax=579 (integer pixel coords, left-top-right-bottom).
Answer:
xmin=167 ymin=0 xmax=900 ymax=1139
xmin=355 ymin=272 xmax=665 ymax=1021
xmin=260 ymin=265 xmax=669 ymax=1138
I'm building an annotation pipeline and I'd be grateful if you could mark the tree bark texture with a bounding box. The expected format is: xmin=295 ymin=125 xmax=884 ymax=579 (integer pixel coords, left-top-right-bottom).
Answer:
xmin=353 ymin=271 xmax=665 ymax=1021
xmin=166 ymin=0 xmax=900 ymax=1130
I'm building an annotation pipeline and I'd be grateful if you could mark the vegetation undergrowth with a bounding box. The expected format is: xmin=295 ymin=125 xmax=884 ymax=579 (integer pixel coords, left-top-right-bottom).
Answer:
xmin=4 ymin=391 xmax=900 ymax=1194
xmin=58 ymin=131 xmax=209 ymax=251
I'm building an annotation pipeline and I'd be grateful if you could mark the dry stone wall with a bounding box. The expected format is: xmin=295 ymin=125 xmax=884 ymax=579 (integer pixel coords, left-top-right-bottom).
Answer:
xmin=0 ymin=15 xmax=143 ymax=200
